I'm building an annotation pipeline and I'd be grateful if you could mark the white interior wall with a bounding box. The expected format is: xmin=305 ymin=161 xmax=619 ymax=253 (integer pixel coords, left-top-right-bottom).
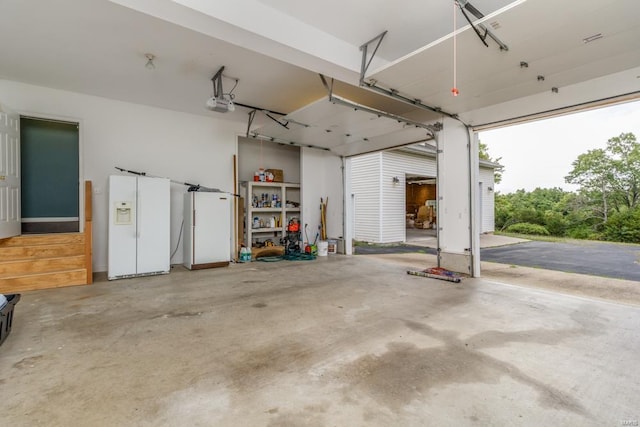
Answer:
xmin=300 ymin=148 xmax=343 ymax=244
xmin=0 ymin=79 xmax=245 ymax=272
xmin=237 ymin=137 xmax=300 ymax=183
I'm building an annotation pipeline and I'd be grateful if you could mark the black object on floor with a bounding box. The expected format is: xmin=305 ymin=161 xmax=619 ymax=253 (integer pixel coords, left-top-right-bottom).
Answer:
xmin=0 ymin=294 xmax=20 ymax=347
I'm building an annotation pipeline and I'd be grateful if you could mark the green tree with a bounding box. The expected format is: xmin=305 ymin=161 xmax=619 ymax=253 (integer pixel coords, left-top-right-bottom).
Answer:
xmin=495 ymin=187 xmax=574 ymax=235
xmin=565 ymin=132 xmax=640 ymax=222
xmin=562 ymin=192 xmax=601 ymax=239
xmin=494 ymin=133 xmax=640 ymax=243
xmin=565 ymin=148 xmax=612 ymax=222
xmin=479 ymin=141 xmax=503 ymax=184
xmin=607 ymin=132 xmax=640 ymax=210
xmin=603 ymin=209 xmax=640 ymax=243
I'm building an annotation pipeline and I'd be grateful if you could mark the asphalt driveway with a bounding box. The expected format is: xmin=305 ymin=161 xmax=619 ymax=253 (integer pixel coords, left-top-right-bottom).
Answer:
xmin=356 ymin=237 xmax=640 ymax=282
xmin=482 ymin=240 xmax=640 ymax=281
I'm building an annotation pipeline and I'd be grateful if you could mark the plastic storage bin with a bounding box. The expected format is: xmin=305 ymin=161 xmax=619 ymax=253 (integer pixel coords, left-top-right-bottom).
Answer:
xmin=0 ymin=294 xmax=21 ymax=347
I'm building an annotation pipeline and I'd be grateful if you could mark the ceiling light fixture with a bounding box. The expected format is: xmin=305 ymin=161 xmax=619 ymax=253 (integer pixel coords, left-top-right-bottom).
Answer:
xmin=144 ymin=53 xmax=155 ymax=70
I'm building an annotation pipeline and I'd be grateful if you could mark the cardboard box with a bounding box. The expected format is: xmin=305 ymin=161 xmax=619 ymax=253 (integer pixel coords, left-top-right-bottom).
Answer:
xmin=266 ymin=169 xmax=284 ymax=182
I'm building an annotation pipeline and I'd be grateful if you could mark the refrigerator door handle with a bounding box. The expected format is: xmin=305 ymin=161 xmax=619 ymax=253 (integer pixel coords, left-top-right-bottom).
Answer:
xmin=137 ymin=191 xmax=142 ymax=238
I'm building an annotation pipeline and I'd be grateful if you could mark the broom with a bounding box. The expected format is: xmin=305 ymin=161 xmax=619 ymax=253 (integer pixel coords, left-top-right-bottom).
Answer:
xmin=320 ymin=197 xmax=328 ymax=240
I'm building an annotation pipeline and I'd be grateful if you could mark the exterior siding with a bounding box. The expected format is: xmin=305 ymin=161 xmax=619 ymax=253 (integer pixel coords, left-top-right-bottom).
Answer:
xmin=350 ymin=149 xmax=497 ymax=242
xmin=386 ymin=151 xmax=438 ymax=177
xmin=479 ymin=166 xmax=495 ymax=233
xmin=381 ymin=151 xmax=437 ymax=243
xmin=350 ymin=152 xmax=381 ymax=242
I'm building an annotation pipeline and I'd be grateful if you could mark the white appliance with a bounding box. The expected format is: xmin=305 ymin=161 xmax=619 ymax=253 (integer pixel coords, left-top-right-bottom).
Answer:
xmin=183 ymin=191 xmax=231 ymax=270
xmin=108 ymin=175 xmax=170 ymax=280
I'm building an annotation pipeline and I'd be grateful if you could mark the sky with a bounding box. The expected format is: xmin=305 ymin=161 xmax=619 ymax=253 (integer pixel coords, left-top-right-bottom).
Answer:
xmin=479 ymin=99 xmax=640 ymax=194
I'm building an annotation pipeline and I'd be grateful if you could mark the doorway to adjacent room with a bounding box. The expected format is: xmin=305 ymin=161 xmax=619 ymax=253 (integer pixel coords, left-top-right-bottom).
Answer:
xmin=20 ymin=117 xmax=80 ymax=233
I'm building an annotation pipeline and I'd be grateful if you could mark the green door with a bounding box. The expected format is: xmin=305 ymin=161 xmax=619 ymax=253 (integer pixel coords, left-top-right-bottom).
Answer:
xmin=20 ymin=117 xmax=79 ymax=233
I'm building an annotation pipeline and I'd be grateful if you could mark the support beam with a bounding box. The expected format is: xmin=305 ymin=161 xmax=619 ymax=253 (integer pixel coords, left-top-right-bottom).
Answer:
xmin=436 ymin=117 xmax=479 ymax=276
xmin=470 ymin=131 xmax=481 ymax=277
xmin=343 ymin=157 xmax=354 ymax=255
xmin=359 ymin=31 xmax=387 ymax=86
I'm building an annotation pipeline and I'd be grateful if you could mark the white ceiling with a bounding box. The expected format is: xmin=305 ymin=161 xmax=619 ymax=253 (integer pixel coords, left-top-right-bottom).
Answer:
xmin=370 ymin=0 xmax=640 ymax=125
xmin=0 ymin=0 xmax=328 ymax=120
xmin=255 ymin=0 xmax=514 ymax=62
xmin=1 ymin=0 xmax=638 ymax=153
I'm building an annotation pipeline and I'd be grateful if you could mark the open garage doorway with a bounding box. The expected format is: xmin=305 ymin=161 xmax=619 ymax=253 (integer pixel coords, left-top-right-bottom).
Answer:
xmin=350 ymin=146 xmax=440 ymax=245
xmin=405 ymin=175 xmax=437 ymax=245
xmin=350 ymin=145 xmax=499 ymax=246
xmin=477 ymin=98 xmax=640 ymax=276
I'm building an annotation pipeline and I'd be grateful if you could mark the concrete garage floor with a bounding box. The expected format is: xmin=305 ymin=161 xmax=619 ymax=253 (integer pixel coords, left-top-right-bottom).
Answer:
xmin=2 ymin=256 xmax=640 ymax=426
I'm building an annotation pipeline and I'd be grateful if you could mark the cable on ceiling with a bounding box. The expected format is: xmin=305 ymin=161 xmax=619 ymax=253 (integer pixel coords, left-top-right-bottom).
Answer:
xmin=452 ymin=1 xmax=459 ymax=97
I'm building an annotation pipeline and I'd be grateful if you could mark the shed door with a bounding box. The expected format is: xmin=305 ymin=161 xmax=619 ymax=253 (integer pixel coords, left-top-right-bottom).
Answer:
xmin=0 ymin=111 xmax=20 ymax=239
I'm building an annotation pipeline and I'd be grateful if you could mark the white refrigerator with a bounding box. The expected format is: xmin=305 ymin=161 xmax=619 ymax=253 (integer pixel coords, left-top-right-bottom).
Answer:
xmin=108 ymin=175 xmax=170 ymax=280
xmin=183 ymin=191 xmax=231 ymax=270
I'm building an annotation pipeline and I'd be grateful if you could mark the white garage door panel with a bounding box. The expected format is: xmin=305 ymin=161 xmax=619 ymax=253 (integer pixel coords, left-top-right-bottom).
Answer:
xmin=333 ymin=128 xmax=432 ymax=157
xmin=253 ymin=96 xmax=434 ymax=156
xmin=277 ymin=97 xmax=343 ymax=127
xmin=369 ymin=0 xmax=640 ymax=123
xmin=259 ymin=99 xmax=417 ymax=141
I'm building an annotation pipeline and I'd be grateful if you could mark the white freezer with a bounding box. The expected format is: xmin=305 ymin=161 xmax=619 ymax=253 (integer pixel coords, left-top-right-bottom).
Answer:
xmin=183 ymin=191 xmax=231 ymax=270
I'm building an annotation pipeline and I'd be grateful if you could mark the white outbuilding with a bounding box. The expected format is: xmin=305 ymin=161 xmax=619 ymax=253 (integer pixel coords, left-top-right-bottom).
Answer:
xmin=350 ymin=144 xmax=500 ymax=244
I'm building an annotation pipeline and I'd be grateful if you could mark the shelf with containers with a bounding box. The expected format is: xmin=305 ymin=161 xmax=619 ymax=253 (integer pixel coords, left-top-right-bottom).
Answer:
xmin=243 ymin=181 xmax=301 ymax=251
